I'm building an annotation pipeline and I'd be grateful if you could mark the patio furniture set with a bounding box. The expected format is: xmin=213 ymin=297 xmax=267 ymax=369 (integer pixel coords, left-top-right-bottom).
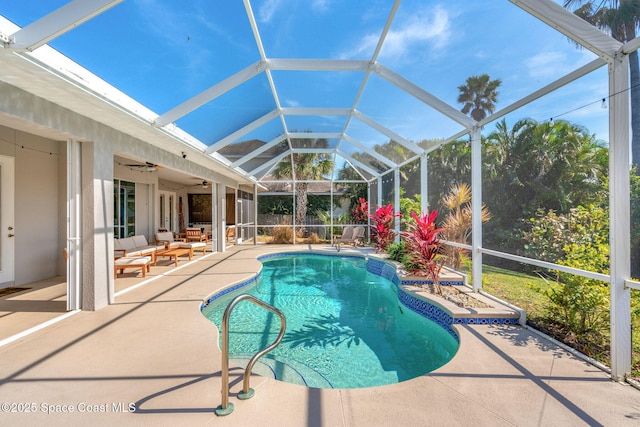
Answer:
xmin=113 ymin=228 xmax=209 ymax=278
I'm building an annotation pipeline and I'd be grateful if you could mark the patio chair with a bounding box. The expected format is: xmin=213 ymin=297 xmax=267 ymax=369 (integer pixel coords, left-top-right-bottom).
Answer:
xmin=333 ymin=226 xmax=354 ymax=251
xmin=185 ymin=227 xmax=207 ymax=242
xmin=154 ymin=231 xmax=186 ymax=249
xmin=351 ymin=226 xmax=366 ymax=246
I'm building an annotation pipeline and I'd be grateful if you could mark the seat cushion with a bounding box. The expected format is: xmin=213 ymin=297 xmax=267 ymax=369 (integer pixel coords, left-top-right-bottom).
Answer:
xmin=155 ymin=231 xmax=174 ymax=242
xmin=118 ymin=237 xmax=136 ymax=251
xmin=132 ymin=235 xmax=149 ymax=248
xmin=137 ymin=247 xmax=157 ymax=255
xmin=114 ymin=256 xmax=151 ymax=266
xmin=180 ymin=242 xmax=206 ymax=249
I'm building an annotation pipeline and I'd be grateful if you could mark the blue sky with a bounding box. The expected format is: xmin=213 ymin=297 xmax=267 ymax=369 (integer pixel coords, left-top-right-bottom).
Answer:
xmin=0 ymin=0 xmax=611 ymax=157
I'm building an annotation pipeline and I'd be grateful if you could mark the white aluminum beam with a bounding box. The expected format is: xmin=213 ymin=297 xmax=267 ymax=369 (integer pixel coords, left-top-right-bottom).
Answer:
xmin=481 ymin=58 xmax=606 ymax=128
xmin=231 ymin=134 xmax=286 ymax=167
xmin=352 ymin=110 xmax=424 ymax=154
xmin=282 ymin=107 xmax=351 ymax=116
xmin=343 ymin=0 xmax=400 ymax=137
xmin=336 ymin=149 xmax=380 ymax=177
xmin=479 ymin=247 xmax=610 ymax=282
xmin=6 ymin=0 xmax=123 ymax=51
xmin=155 ymin=61 xmax=266 ymax=127
xmin=342 ymin=134 xmax=397 ymax=168
xmin=623 ymin=37 xmax=640 ymax=55
xmin=374 ymin=64 xmax=476 ymax=129
xmin=268 ymin=58 xmax=369 ymax=71
xmin=288 ymin=132 xmax=342 ymax=140
xmin=243 ymin=0 xmax=268 ymax=60
xmin=339 ymin=157 xmax=369 ymax=181
xmin=371 ymin=0 xmax=401 ymax=61
xmin=292 ymin=148 xmax=335 ymax=154
xmin=247 ymin=150 xmax=290 ymax=177
xmin=511 ymin=0 xmax=621 ymax=61
xmin=206 ymin=109 xmax=280 ymax=154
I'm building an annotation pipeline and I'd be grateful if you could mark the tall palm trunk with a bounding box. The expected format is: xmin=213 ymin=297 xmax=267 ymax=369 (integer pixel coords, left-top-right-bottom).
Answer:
xmin=295 ymin=182 xmax=308 ymax=234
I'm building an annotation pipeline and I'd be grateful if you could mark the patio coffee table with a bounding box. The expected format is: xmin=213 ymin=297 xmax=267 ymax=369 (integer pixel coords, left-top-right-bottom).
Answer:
xmin=155 ymin=247 xmax=192 ymax=266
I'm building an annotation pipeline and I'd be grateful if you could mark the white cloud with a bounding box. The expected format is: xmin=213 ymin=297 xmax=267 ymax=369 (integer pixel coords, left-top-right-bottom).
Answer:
xmin=381 ymin=7 xmax=451 ymax=59
xmin=283 ymin=99 xmax=301 ymax=107
xmin=525 ymin=51 xmax=570 ymax=80
xmin=312 ymin=0 xmax=332 ymax=13
xmin=342 ymin=5 xmax=451 ymax=61
xmin=258 ymin=0 xmax=283 ymax=23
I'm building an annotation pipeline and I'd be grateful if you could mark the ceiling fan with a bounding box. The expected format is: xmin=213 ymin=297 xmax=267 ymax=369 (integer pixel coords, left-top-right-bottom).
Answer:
xmin=192 ymin=178 xmax=212 ymax=188
xmin=124 ymin=161 xmax=163 ymax=172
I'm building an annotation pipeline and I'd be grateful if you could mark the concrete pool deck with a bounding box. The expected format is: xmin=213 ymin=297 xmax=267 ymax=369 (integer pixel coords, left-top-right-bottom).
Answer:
xmin=0 ymin=244 xmax=638 ymax=426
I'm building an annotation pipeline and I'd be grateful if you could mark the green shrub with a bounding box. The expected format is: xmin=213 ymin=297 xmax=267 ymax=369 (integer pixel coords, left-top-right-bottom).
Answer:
xmin=386 ymin=241 xmax=408 ymax=263
xmin=525 ymin=205 xmax=610 ymax=335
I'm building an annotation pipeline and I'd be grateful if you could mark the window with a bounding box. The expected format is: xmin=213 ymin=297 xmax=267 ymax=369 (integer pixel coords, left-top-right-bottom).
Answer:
xmin=188 ymin=194 xmax=212 ymax=224
xmin=114 ymin=179 xmax=135 ymax=238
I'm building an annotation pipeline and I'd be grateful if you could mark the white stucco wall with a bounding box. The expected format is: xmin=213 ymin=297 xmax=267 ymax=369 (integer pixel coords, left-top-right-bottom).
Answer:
xmin=0 ymin=125 xmax=64 ymax=285
xmin=0 ymin=81 xmax=243 ymax=309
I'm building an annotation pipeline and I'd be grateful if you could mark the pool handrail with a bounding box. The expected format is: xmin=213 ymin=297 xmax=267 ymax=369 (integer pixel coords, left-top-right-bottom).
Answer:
xmin=215 ymin=293 xmax=287 ymax=416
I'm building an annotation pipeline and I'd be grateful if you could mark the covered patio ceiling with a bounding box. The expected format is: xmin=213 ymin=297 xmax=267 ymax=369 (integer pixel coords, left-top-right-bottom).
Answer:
xmin=0 ymin=0 xmax=627 ymax=183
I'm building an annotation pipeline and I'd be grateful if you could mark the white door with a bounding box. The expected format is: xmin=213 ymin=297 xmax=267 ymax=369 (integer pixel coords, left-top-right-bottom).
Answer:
xmin=159 ymin=191 xmax=176 ymax=231
xmin=0 ymin=155 xmax=15 ymax=285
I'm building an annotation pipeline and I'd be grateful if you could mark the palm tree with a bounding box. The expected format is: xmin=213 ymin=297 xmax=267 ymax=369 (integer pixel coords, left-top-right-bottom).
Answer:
xmin=441 ymin=183 xmax=491 ymax=269
xmin=564 ymin=0 xmax=640 ymax=170
xmin=272 ymin=136 xmax=333 ymax=233
xmin=457 ymin=74 xmax=502 ymax=121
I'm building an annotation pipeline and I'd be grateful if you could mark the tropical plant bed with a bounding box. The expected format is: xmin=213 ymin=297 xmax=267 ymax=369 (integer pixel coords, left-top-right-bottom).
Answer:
xmin=402 ymin=284 xmax=497 ymax=308
xmin=403 ymin=283 xmax=492 ymax=309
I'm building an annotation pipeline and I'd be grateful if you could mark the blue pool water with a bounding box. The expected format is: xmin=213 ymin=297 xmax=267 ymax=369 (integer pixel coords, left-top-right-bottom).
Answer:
xmin=202 ymin=254 xmax=459 ymax=389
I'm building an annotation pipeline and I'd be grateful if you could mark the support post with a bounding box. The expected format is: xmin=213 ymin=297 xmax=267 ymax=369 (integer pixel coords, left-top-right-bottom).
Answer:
xmin=66 ymin=139 xmax=82 ymax=311
xmin=609 ymin=52 xmax=632 ymax=381
xmin=471 ymin=127 xmax=482 ymax=293
xmin=394 ymin=168 xmax=400 ymax=242
xmin=216 ymin=183 xmax=226 ymax=252
xmin=420 ymin=153 xmax=428 ymax=214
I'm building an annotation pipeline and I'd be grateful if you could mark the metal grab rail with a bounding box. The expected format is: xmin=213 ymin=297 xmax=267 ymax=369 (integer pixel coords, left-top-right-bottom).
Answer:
xmin=215 ymin=294 xmax=286 ymax=416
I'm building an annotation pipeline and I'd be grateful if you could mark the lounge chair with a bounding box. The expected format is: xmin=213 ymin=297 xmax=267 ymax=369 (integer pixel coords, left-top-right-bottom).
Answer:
xmin=333 ymin=226 xmax=354 ymax=251
xmin=334 ymin=226 xmax=366 ymax=251
xmin=351 ymin=226 xmax=366 ymax=246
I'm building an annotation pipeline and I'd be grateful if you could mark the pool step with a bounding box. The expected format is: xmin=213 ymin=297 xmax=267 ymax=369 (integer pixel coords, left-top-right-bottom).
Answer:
xmin=230 ymin=354 xmax=333 ymax=388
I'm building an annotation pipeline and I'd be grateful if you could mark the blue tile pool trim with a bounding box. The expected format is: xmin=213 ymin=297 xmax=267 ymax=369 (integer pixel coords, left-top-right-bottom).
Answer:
xmin=201 ymin=252 xmax=518 ymax=334
xmin=202 ymin=271 xmax=262 ymax=308
xmin=365 ymin=257 xmax=519 ymax=332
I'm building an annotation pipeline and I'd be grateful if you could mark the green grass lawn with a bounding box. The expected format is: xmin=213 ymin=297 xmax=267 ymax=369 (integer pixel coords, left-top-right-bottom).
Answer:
xmin=475 ymin=264 xmax=640 ymax=380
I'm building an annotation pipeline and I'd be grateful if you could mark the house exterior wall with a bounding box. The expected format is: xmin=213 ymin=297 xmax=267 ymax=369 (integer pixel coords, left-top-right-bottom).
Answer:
xmin=0 ymin=125 xmax=63 ymax=285
xmin=0 ymin=81 xmax=242 ymax=310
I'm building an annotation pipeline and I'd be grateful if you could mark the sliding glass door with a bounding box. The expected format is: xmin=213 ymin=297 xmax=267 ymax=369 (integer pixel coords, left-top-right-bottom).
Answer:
xmin=114 ymin=179 xmax=136 ymax=238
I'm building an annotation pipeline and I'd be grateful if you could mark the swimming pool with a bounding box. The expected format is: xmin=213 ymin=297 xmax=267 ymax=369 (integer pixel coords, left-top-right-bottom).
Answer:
xmin=202 ymin=253 xmax=459 ymax=389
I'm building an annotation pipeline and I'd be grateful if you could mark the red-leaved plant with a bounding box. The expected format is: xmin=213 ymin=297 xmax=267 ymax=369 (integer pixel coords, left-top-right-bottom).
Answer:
xmin=351 ymin=197 xmax=369 ymax=223
xmin=369 ymin=204 xmax=401 ymax=253
xmin=402 ymin=210 xmax=446 ymax=294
